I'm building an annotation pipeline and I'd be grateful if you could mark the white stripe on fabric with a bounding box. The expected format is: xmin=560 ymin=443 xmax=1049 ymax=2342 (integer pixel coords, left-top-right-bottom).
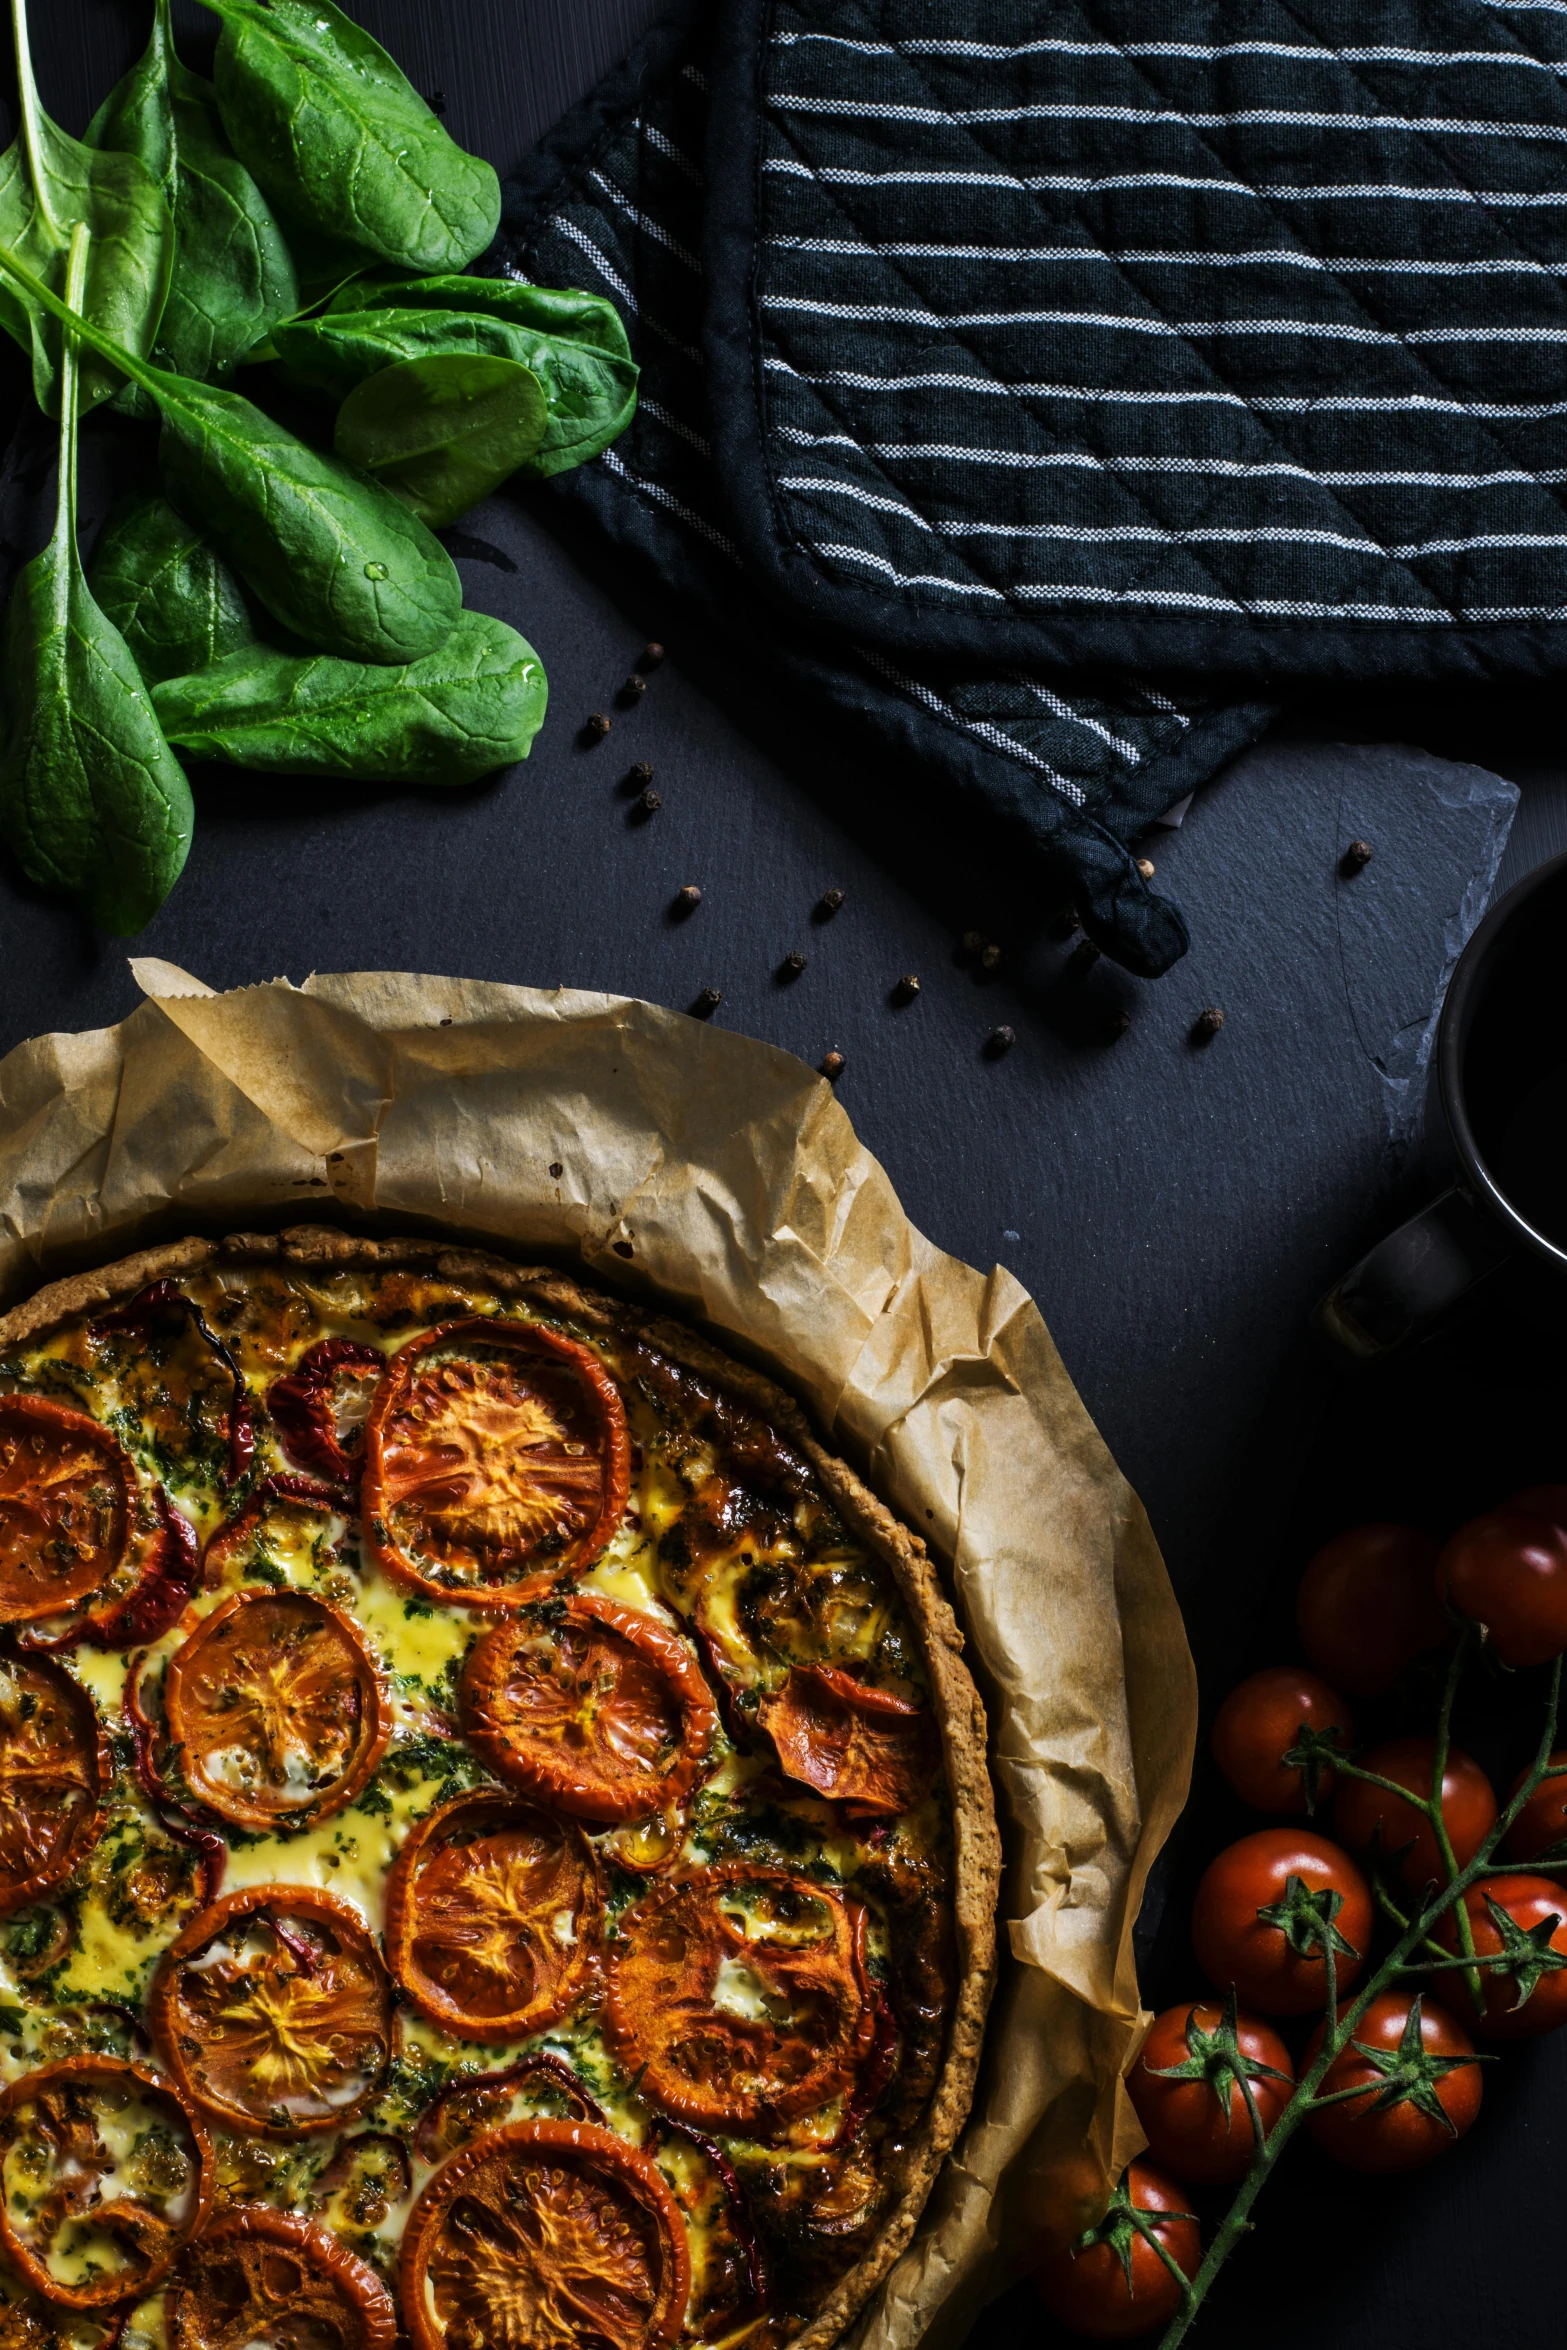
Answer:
xmin=767 ymin=237 xmax=1567 ymax=277
xmin=761 ymin=157 xmax=1567 ymax=203
xmin=769 ymin=94 xmax=1567 ymax=140
xmin=544 ymin=221 xmax=706 ymax=365
xmin=770 ymin=31 xmax=1567 ymax=69
xmin=637 ymin=120 xmax=704 ymax=181
xmin=599 ymin=450 xmax=739 ymax=557
xmin=859 ymin=650 xmax=1089 ymax=801
xmin=638 ymin=397 xmax=712 ymax=455
xmin=1139 ymin=686 xmax=1193 ymax=726
xmin=760 ymin=294 xmax=1567 ymax=343
xmin=587 ymin=171 xmax=703 ymax=270
xmin=774 ymin=479 xmax=1387 ymax=553
xmin=761 ymin=358 xmax=1567 ymax=417
xmin=1012 ymin=678 xmax=1145 ymax=762
xmin=816 ymin=547 xmax=1567 ymax=618
xmin=773 ymin=429 xmax=1567 ymax=486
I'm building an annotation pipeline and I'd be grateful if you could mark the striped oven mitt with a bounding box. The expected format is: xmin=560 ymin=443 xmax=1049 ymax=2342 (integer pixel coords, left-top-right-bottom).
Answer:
xmin=499 ymin=3 xmax=1276 ymax=977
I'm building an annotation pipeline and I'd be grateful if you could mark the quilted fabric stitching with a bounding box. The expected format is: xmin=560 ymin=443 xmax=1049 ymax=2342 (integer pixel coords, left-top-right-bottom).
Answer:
xmin=753 ymin=0 xmax=1567 ymax=632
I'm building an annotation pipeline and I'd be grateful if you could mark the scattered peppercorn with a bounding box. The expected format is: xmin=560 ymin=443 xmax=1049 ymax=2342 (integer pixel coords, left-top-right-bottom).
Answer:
xmin=641 ymin=642 xmax=665 ymax=670
xmin=619 ymin=675 xmax=647 ymax=706
xmin=675 ymin=883 xmax=702 ymax=912
xmin=821 ymin=1050 xmax=845 ymax=1079
xmin=1341 ymin=839 xmax=1374 ymax=875
xmin=980 ymin=942 xmax=1002 ymax=970
xmin=629 ymin=760 xmax=654 ymax=787
xmin=1137 ymin=857 xmax=1156 ymax=880
xmin=1100 ymin=1006 xmax=1132 ymax=1043
xmin=780 ymin=950 xmax=807 ymax=978
xmin=582 ymin=712 xmax=611 ymax=742
xmin=894 ymin=974 xmax=921 ymax=1003
xmin=1191 ymin=1005 xmax=1226 ymax=1044
xmin=692 ymin=986 xmax=722 ymax=1018
xmin=961 ymin=929 xmax=983 ymax=955
xmin=1062 ymin=938 xmax=1100 ymax=983
xmin=548 ymin=1162 xmax=563 ymax=1179
xmin=817 ymin=887 xmax=845 ymax=916
xmin=639 ymin=785 xmax=661 ymax=813
xmin=986 ymin=1025 xmax=1016 ymax=1057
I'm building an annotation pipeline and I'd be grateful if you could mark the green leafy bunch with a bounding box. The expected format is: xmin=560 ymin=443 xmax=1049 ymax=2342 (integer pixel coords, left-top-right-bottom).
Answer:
xmin=0 ymin=0 xmax=637 ymax=930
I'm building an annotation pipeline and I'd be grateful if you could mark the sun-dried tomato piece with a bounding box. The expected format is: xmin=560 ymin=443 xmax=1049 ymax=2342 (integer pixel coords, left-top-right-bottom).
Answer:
xmin=760 ymin=1667 xmax=937 ymax=1817
xmin=0 ymin=2056 xmax=211 ymax=2309
xmin=363 ymin=1319 xmax=629 ymax=1608
xmin=605 ymin=1864 xmax=874 ymax=2135
xmin=163 ymin=1589 xmax=389 ymax=1831
xmin=148 ymin=1887 xmax=392 ymax=2135
xmin=385 ymin=1790 xmax=603 ymax=2043
xmin=0 ymin=1655 xmax=109 ymax=1912
xmin=461 ymin=1592 xmax=717 ymax=1824
xmin=168 ymin=2207 xmax=396 ymax=2350
xmin=0 ymin=1397 xmax=129 ymax=1625
xmin=400 ymin=2120 xmax=689 ymax=2350
xmin=265 ymin=1340 xmax=385 ymax=1487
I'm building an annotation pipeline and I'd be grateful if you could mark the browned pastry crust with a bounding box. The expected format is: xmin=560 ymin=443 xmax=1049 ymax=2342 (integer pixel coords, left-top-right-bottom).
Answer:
xmin=0 ymin=1226 xmax=1003 ymax=2350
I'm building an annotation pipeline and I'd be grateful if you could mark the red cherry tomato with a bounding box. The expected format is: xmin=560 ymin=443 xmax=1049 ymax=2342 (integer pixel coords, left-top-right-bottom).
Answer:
xmin=1332 ymin=1735 xmax=1496 ymax=1893
xmin=1502 ymin=1752 xmax=1567 ymax=1862
xmin=1128 ymin=2000 xmax=1294 ymax=2185
xmin=1437 ymin=1508 xmax=1567 ymax=1669
xmin=1438 ymin=1875 xmax=1567 ymax=2040
xmin=1303 ymin=1992 xmax=1482 ymax=2171
xmin=1210 ymin=1668 xmax=1353 ymax=1814
xmin=1191 ymin=1828 xmax=1373 ymax=2016
xmin=1032 ymin=2161 xmax=1198 ymax=2341
xmin=1295 ymin=1524 xmax=1444 ymax=1697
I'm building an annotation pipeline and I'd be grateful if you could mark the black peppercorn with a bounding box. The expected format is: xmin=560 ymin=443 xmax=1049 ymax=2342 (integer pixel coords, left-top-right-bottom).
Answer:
xmin=676 ymin=883 xmax=702 ymax=912
xmin=780 ymin=950 xmax=807 ymax=978
xmin=1136 ymin=857 xmax=1156 ymax=880
xmin=1341 ymin=839 xmax=1374 ymax=875
xmin=639 ymin=786 xmax=661 ymax=813
xmin=817 ymin=887 xmax=845 ymax=916
xmin=692 ymin=986 xmax=722 ymax=1018
xmin=619 ymin=675 xmax=647 ymax=706
xmin=641 ymin=642 xmax=665 ymax=670
xmin=986 ymin=1025 xmax=1016 ymax=1057
xmin=1191 ymin=1005 xmax=1226 ymax=1044
xmin=582 ymin=712 xmax=611 ymax=741
xmin=961 ymin=930 xmax=983 ymax=956
xmin=820 ymin=1050 xmax=845 ymax=1079
xmin=894 ymin=974 xmax=921 ymax=1003
xmin=980 ymin=942 xmax=1002 ymax=970
xmin=1100 ymin=1006 xmax=1132 ymax=1042
xmin=629 ymin=760 xmax=654 ymax=787
xmin=548 ymin=1162 xmax=563 ymax=1179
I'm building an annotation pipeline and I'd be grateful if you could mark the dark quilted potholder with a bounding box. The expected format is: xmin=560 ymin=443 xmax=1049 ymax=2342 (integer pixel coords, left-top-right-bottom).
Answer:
xmin=704 ymin=0 xmax=1567 ymax=683
xmin=500 ymin=4 xmax=1273 ymax=975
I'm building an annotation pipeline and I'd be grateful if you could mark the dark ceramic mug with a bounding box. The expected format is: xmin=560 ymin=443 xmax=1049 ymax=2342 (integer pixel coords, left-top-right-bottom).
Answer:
xmin=1318 ymin=850 xmax=1567 ymax=1357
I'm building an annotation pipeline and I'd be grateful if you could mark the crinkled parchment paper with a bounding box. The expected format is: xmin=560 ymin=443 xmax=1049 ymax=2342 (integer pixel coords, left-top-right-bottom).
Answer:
xmin=0 ymin=961 xmax=1195 ymax=2348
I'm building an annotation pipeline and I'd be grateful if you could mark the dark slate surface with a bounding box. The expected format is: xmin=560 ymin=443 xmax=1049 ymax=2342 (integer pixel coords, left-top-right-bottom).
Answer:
xmin=2 ymin=7 xmax=1567 ymax=2349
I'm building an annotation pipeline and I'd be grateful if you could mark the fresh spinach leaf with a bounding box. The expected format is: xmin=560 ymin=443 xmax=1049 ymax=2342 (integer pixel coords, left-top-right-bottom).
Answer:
xmin=0 ymin=238 xmax=464 ymax=666
xmin=331 ymin=274 xmax=631 ymax=359
xmin=0 ymin=226 xmax=193 ymax=933
xmin=89 ymin=489 xmax=259 ymax=684
xmin=0 ymin=0 xmax=174 ymax=414
xmin=272 ymin=290 xmax=637 ymax=476
xmin=195 ymin=0 xmax=500 ymax=274
xmin=85 ymin=0 xmax=298 ymax=384
xmin=152 ymin=609 xmax=547 ymax=782
xmin=333 ymin=354 xmax=546 ymax=527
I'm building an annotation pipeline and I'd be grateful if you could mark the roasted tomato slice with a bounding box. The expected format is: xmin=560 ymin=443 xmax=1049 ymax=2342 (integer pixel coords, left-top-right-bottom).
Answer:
xmin=0 ymin=2056 xmax=212 ymax=2309
xmin=149 ymin=1886 xmax=392 ymax=2135
xmin=461 ymin=1593 xmax=718 ymax=1824
xmin=760 ymin=1667 xmax=937 ymax=1817
xmin=400 ymin=2120 xmax=690 ymax=2350
xmin=362 ymin=1319 xmax=630 ymax=1607
xmin=265 ymin=1341 xmax=385 ymax=1488
xmin=385 ymin=1789 xmax=603 ymax=2043
xmin=605 ymin=1863 xmax=875 ymax=2135
xmin=0 ymin=1655 xmax=109 ymax=1911
xmin=163 ymin=1590 xmax=389 ymax=1832
xmin=168 ymin=2207 xmax=397 ymax=2350
xmin=0 ymin=1397 xmax=129 ymax=1625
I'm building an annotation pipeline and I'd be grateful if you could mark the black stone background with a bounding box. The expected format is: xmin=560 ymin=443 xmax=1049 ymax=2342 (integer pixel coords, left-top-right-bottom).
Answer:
xmin=5 ymin=5 xmax=1567 ymax=2346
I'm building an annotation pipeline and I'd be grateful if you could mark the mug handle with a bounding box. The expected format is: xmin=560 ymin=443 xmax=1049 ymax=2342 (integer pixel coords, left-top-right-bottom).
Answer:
xmin=1315 ymin=1186 xmax=1514 ymax=1359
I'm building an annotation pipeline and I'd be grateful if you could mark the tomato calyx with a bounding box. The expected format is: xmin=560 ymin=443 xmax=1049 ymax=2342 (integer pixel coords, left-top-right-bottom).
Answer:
xmin=1313 ymin=1992 xmax=1492 ymax=2131
xmin=1254 ymin=1870 xmax=1363 ymax=1967
xmin=95 ymin=1282 xmax=254 ymax=1487
xmin=1278 ymin=1723 xmax=1354 ymax=1817
xmin=1068 ymin=2168 xmax=1198 ymax=2295
xmin=411 ymin=2049 xmax=607 ymax=2164
xmin=1466 ymin=1888 xmax=1567 ymax=2018
xmin=266 ymin=1339 xmax=385 ymax=1485
xmin=1144 ymin=1985 xmax=1292 ymax=2131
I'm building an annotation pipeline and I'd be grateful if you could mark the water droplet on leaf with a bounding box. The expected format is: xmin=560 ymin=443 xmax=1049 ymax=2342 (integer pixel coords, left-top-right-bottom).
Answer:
xmin=364 ymin=562 xmax=389 ymax=579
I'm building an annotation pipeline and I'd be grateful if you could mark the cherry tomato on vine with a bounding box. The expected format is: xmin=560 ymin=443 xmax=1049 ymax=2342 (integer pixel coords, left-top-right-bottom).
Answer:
xmin=1303 ymin=1992 xmax=1483 ymax=2172
xmin=1128 ymin=1999 xmax=1295 ymax=2185
xmin=1438 ymin=1875 xmax=1567 ymax=2040
xmin=1437 ymin=1507 xmax=1567 ymax=1669
xmin=1191 ymin=1828 xmax=1373 ymax=2016
xmin=1502 ymin=1753 xmax=1567 ymax=1863
xmin=1031 ymin=2161 xmax=1198 ymax=2341
xmin=1210 ymin=1667 xmax=1352 ymax=1814
xmin=1295 ymin=1523 xmax=1445 ymax=1698
xmin=1331 ymin=1734 xmax=1496 ymax=1894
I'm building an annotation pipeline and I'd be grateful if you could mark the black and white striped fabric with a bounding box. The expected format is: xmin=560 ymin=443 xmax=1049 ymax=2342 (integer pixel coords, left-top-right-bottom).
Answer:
xmin=500 ymin=5 xmax=1273 ymax=976
xmin=703 ymin=0 xmax=1567 ymax=681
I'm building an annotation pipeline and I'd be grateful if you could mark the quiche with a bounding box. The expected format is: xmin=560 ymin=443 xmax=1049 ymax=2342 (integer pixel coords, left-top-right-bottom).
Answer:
xmin=0 ymin=1230 xmax=999 ymax=2350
